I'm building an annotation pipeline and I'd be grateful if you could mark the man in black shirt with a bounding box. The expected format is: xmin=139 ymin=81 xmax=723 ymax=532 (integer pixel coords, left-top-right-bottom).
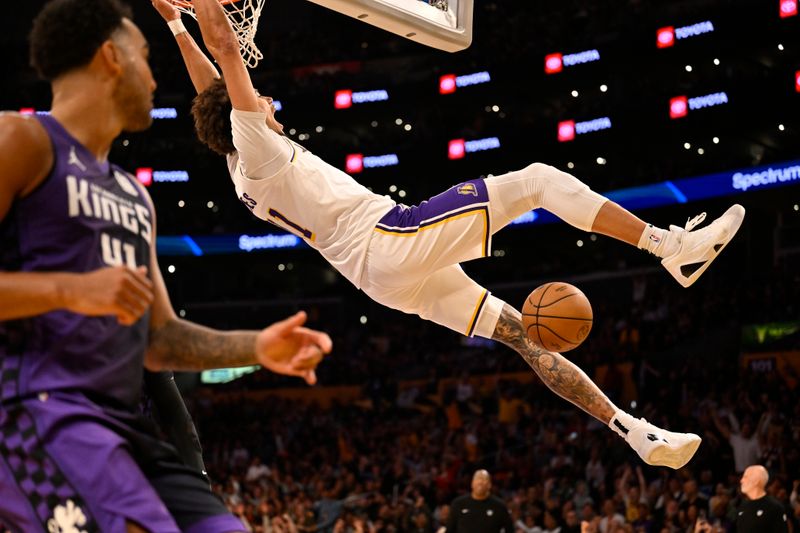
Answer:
xmin=446 ymin=470 xmax=514 ymax=533
xmin=735 ymin=465 xmax=788 ymax=533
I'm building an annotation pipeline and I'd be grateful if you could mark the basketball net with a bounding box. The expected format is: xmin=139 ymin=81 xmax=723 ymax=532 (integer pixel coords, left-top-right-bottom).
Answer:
xmin=173 ymin=0 xmax=266 ymax=68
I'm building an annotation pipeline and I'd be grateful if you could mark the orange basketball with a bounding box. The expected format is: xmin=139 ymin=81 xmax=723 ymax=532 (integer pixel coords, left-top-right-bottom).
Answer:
xmin=521 ymin=282 xmax=593 ymax=352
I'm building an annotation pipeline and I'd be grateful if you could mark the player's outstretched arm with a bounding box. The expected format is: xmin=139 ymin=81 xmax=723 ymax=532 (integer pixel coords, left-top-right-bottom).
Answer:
xmin=192 ymin=0 xmax=260 ymax=111
xmin=147 ymin=302 xmax=332 ymax=385
xmin=151 ymin=0 xmax=220 ymax=94
xmin=143 ymin=206 xmax=331 ymax=384
xmin=0 ymin=114 xmax=153 ymax=326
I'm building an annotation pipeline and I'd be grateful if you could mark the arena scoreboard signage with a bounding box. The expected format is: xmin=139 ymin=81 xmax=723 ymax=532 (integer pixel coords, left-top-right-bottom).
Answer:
xmin=345 ymin=153 xmax=400 ymax=173
xmin=448 ymin=137 xmax=501 ymax=159
xmin=656 ymin=21 xmax=715 ymax=48
xmin=150 ymin=108 xmax=178 ymax=119
xmin=136 ymin=168 xmax=190 ymax=186
xmin=544 ymin=49 xmax=601 ymax=74
xmin=670 ymin=92 xmax=729 ymax=119
xmin=558 ymin=117 xmax=612 ymax=142
xmin=334 ymin=89 xmax=390 ymax=109
xmin=439 ymin=71 xmax=491 ymax=94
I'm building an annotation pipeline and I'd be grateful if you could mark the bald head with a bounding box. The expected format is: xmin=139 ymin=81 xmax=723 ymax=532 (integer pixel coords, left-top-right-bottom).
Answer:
xmin=473 ymin=470 xmax=490 ymax=482
xmin=471 ymin=470 xmax=492 ymax=500
xmin=740 ymin=465 xmax=769 ymax=499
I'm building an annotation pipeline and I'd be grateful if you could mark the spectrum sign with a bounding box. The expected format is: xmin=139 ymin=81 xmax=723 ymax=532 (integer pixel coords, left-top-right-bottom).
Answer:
xmin=448 ymin=137 xmax=501 ymax=160
xmin=334 ymin=89 xmax=389 ymax=109
xmin=345 ymin=153 xmax=400 ymax=173
xmin=669 ymin=92 xmax=729 ymax=119
xmin=558 ymin=117 xmax=612 ymax=142
xmin=544 ymin=49 xmax=601 ymax=74
xmin=239 ymin=234 xmax=301 ymax=251
xmin=439 ymin=71 xmax=492 ymax=94
xmin=732 ymin=164 xmax=800 ymax=192
xmin=656 ymin=20 xmax=715 ymax=48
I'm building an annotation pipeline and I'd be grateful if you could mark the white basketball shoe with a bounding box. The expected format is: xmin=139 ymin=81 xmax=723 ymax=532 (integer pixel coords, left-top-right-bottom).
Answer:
xmin=661 ymin=204 xmax=745 ymax=287
xmin=612 ymin=415 xmax=702 ymax=469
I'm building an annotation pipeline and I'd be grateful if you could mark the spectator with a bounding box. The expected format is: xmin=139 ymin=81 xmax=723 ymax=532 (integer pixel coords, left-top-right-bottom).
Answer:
xmin=563 ymin=508 xmax=582 ymax=533
xmin=586 ymin=448 xmax=606 ymax=491
xmin=573 ymin=481 xmax=595 ymax=512
xmin=620 ymin=466 xmax=647 ymax=522
xmin=246 ymin=456 xmax=273 ymax=483
xmin=445 ymin=470 xmax=514 ymax=533
xmin=711 ymin=411 xmax=763 ymax=474
xmin=680 ymin=479 xmax=709 ymax=518
xmin=598 ymin=499 xmax=625 ymax=533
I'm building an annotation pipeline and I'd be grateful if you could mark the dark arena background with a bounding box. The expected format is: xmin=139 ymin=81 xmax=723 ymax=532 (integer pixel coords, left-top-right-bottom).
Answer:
xmin=2 ymin=0 xmax=799 ymax=531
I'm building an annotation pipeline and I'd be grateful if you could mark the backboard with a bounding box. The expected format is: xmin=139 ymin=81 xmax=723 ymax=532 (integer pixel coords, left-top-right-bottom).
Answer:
xmin=305 ymin=0 xmax=473 ymax=52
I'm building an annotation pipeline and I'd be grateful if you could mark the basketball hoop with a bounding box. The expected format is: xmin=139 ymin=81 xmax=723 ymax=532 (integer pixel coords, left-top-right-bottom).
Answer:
xmin=173 ymin=0 xmax=266 ymax=68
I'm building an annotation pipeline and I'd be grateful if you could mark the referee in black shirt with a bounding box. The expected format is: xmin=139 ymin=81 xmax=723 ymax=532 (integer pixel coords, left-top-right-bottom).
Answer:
xmin=735 ymin=465 xmax=788 ymax=533
xmin=445 ymin=470 xmax=514 ymax=533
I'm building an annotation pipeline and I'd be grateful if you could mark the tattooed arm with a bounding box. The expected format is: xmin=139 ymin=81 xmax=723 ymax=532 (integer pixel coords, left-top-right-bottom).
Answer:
xmin=147 ymin=318 xmax=258 ymax=370
xmin=491 ymin=304 xmax=616 ymax=423
xmin=146 ymin=309 xmax=331 ymax=385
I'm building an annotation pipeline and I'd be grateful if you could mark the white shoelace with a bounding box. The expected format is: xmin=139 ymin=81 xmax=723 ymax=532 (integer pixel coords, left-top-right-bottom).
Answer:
xmin=684 ymin=212 xmax=706 ymax=231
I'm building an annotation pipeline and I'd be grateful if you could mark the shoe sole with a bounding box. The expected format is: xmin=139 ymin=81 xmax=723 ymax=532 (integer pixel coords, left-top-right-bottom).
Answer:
xmin=646 ymin=435 xmax=702 ymax=469
xmin=666 ymin=204 xmax=745 ymax=288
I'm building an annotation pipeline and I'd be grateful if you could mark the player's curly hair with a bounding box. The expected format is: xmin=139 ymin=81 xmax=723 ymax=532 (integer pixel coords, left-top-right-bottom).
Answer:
xmin=192 ymin=78 xmax=236 ymax=156
xmin=29 ymin=0 xmax=132 ymax=81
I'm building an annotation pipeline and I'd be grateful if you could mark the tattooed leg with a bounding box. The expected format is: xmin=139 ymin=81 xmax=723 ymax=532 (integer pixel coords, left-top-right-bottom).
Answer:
xmin=491 ymin=303 xmax=616 ymax=424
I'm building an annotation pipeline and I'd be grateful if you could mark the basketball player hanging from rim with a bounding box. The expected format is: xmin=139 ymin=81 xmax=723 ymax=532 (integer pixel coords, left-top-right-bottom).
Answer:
xmin=154 ymin=0 xmax=745 ymax=468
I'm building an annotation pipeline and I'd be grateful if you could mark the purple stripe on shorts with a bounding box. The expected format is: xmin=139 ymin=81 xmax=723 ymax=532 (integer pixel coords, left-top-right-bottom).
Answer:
xmin=377 ymin=179 xmax=488 ymax=230
xmin=184 ymin=513 xmax=247 ymax=533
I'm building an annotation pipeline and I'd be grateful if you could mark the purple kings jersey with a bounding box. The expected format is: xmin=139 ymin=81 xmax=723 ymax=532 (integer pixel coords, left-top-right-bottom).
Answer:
xmin=0 ymin=115 xmax=153 ymax=409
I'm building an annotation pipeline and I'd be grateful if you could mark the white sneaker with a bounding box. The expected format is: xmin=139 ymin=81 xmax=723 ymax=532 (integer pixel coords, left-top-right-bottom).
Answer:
xmin=625 ymin=418 xmax=701 ymax=469
xmin=661 ymin=204 xmax=745 ymax=287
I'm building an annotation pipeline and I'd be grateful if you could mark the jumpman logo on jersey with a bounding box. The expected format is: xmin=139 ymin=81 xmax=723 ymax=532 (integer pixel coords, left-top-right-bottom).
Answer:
xmin=68 ymin=146 xmax=86 ymax=171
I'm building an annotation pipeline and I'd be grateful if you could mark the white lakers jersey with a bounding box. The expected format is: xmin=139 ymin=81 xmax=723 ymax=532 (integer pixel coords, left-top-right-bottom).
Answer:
xmin=226 ymin=109 xmax=395 ymax=288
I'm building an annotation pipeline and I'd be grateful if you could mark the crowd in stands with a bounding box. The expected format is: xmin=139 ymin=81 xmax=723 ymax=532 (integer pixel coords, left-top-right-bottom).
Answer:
xmin=184 ymin=265 xmax=800 ymax=532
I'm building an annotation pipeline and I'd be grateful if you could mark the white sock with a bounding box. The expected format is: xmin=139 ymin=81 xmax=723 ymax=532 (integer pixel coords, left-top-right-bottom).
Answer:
xmin=637 ymin=224 xmax=680 ymax=258
xmin=609 ymin=410 xmax=639 ymax=440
